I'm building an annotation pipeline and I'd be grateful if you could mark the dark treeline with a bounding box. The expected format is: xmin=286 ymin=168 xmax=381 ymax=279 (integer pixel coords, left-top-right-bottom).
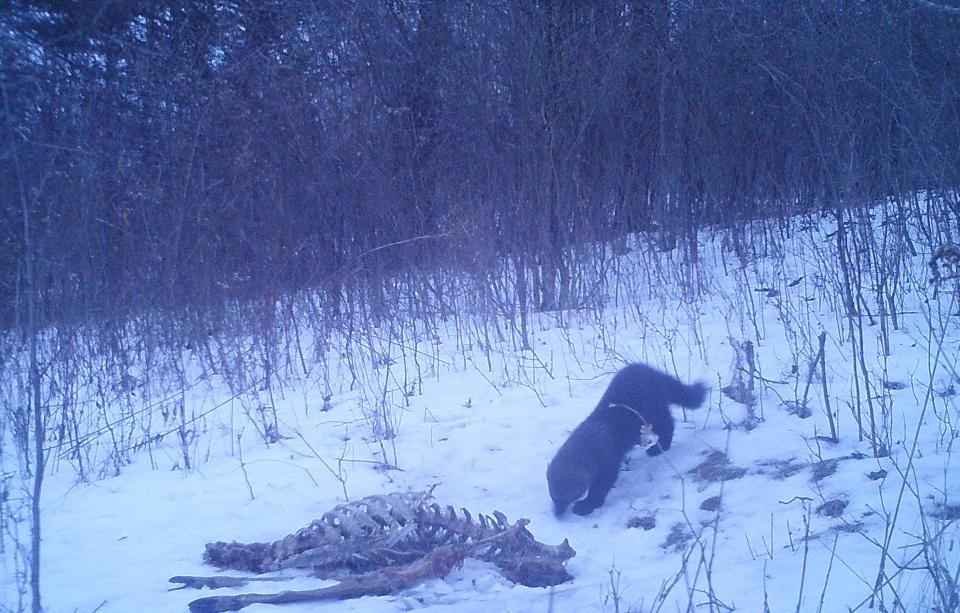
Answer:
xmin=2 ymin=0 xmax=959 ymax=330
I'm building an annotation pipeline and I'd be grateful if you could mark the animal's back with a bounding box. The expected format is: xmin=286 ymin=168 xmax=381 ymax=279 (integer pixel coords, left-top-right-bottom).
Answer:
xmin=597 ymin=363 xmax=706 ymax=413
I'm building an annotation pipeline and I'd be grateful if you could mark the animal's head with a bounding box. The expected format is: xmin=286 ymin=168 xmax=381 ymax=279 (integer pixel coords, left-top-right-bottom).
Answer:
xmin=547 ymin=458 xmax=591 ymax=517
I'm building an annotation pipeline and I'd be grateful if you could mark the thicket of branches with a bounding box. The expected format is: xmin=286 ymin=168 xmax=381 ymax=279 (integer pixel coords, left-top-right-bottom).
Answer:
xmin=2 ymin=3 xmax=960 ymax=612
xmin=3 ymin=0 xmax=959 ymax=337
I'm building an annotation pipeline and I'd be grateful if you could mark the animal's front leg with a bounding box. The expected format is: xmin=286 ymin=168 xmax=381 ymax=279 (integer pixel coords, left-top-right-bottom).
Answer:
xmin=571 ymin=462 xmax=619 ymax=515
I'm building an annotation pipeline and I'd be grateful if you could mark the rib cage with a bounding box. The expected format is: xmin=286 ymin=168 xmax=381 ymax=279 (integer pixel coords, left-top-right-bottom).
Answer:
xmin=203 ymin=491 xmax=575 ymax=587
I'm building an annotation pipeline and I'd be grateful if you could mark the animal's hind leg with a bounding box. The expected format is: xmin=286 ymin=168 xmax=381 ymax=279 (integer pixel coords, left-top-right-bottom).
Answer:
xmin=646 ymin=417 xmax=674 ymax=457
xmin=571 ymin=462 xmax=619 ymax=515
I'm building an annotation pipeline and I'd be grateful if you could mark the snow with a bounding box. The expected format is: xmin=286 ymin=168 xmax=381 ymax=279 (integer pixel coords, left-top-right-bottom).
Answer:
xmin=4 ymin=213 xmax=958 ymax=612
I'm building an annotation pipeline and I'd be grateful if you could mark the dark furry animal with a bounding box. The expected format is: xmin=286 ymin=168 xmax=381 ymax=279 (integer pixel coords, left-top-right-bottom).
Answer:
xmin=547 ymin=363 xmax=707 ymax=517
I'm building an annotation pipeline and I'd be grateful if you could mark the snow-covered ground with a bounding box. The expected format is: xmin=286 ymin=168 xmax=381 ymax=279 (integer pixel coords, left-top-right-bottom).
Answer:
xmin=4 ymin=211 xmax=958 ymax=612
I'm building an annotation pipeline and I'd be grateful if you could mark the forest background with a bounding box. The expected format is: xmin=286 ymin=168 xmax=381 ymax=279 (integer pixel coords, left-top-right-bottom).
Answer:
xmin=2 ymin=2 xmax=960 ymax=612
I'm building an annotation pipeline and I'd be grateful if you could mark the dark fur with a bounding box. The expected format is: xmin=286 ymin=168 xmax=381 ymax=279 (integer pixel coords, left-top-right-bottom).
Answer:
xmin=547 ymin=363 xmax=707 ymax=517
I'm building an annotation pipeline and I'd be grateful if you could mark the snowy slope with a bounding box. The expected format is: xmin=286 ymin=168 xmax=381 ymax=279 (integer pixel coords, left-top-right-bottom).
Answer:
xmin=5 ymin=213 xmax=958 ymax=613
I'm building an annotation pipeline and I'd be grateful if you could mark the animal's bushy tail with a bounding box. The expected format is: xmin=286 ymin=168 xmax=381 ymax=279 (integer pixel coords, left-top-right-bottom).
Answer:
xmin=673 ymin=380 xmax=707 ymax=408
xmin=618 ymin=363 xmax=707 ymax=408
